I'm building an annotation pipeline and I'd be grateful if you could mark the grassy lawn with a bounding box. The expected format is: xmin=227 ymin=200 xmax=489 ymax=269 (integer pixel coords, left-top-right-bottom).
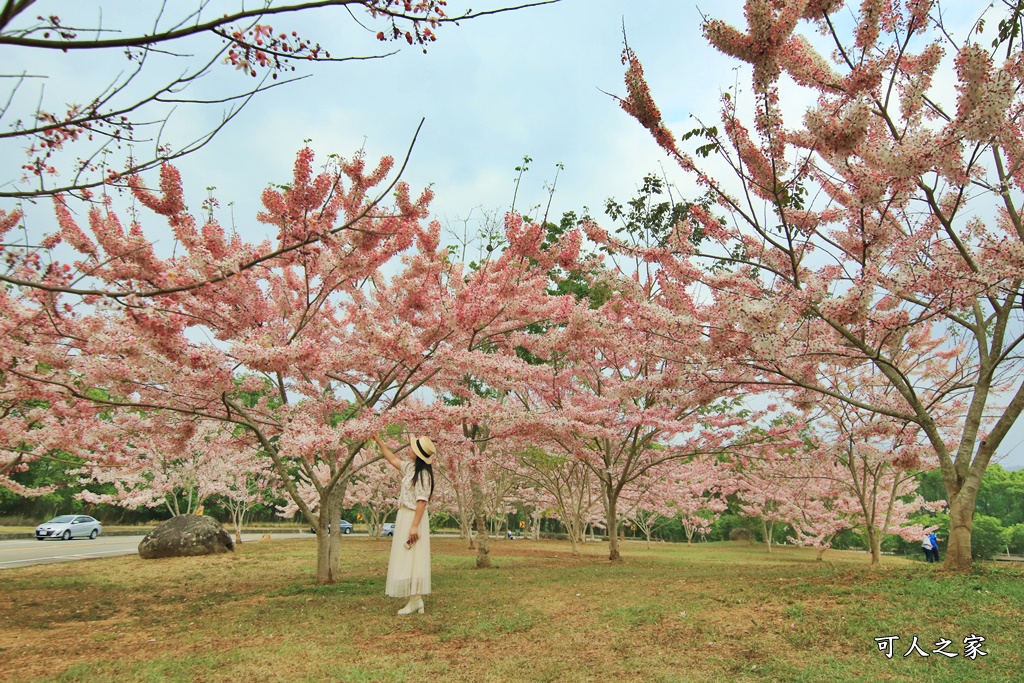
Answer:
xmin=1 ymin=538 xmax=1021 ymax=682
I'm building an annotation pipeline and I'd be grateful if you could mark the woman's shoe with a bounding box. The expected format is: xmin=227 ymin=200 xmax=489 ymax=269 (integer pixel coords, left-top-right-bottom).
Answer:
xmin=398 ymin=595 xmax=424 ymax=615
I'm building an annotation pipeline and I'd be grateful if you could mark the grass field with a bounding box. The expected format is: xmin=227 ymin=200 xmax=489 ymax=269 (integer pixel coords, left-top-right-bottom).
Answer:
xmin=1 ymin=537 xmax=1021 ymax=682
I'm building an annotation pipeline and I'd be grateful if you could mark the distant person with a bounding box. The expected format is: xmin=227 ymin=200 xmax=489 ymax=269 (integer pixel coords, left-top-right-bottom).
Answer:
xmin=929 ymin=532 xmax=940 ymax=563
xmin=922 ymin=534 xmax=934 ymax=562
xmin=373 ymin=432 xmax=436 ymax=615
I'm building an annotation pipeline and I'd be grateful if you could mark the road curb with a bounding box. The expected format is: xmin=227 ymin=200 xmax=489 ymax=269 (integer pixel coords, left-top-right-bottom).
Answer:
xmin=0 ymin=527 xmax=307 ymax=541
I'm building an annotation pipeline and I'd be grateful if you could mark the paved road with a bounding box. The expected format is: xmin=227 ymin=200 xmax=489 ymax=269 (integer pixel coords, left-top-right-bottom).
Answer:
xmin=0 ymin=532 xmax=312 ymax=570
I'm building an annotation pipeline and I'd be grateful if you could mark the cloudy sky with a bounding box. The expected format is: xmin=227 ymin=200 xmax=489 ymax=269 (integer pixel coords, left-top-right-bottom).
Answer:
xmin=4 ymin=0 xmax=1022 ymax=467
xmin=165 ymin=0 xmax=731 ymax=233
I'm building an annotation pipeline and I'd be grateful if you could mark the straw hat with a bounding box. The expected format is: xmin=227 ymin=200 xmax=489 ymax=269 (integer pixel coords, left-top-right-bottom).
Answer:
xmin=409 ymin=435 xmax=436 ymax=464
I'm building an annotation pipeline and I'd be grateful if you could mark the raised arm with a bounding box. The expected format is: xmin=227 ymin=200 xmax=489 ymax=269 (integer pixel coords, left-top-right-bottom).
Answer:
xmin=373 ymin=434 xmax=403 ymax=471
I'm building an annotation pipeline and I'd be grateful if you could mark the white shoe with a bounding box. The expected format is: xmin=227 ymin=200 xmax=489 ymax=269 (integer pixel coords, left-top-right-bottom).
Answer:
xmin=397 ymin=595 xmax=424 ymax=615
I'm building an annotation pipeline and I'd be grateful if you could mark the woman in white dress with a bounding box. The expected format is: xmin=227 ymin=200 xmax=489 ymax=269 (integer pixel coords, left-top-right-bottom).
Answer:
xmin=372 ymin=432 xmax=436 ymax=615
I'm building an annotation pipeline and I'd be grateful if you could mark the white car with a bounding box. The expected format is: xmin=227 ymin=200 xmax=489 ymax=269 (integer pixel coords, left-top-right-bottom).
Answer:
xmin=35 ymin=515 xmax=102 ymax=541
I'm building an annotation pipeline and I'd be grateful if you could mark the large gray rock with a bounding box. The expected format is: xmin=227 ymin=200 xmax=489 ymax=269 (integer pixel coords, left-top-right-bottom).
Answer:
xmin=138 ymin=514 xmax=234 ymax=559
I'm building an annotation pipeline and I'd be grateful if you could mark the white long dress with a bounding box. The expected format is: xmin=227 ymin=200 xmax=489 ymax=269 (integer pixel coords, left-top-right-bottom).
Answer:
xmin=385 ymin=460 xmax=431 ymax=598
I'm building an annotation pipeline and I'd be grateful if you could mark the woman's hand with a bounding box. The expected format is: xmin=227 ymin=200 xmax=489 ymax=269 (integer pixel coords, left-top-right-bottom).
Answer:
xmin=408 ymin=501 xmax=426 ymax=546
xmin=374 ymin=433 xmax=402 ymax=470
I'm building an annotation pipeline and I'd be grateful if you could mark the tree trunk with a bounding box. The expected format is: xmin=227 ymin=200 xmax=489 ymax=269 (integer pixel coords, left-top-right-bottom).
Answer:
xmin=461 ymin=513 xmax=474 ymax=546
xmin=230 ymin=504 xmax=246 ymax=545
xmin=368 ymin=509 xmax=381 ymax=539
xmin=471 ymin=478 xmax=491 ymax=568
xmin=314 ymin=484 xmax=345 ymax=584
xmin=866 ymin=527 xmax=880 ymax=566
xmin=762 ymin=519 xmax=773 ymax=553
xmin=311 ymin=528 xmax=339 ymax=585
xmin=573 ymin=512 xmax=587 ymax=548
xmin=945 ymin=487 xmax=977 ymax=570
xmin=567 ymin=526 xmax=579 ymax=555
xmin=607 ymin=494 xmax=621 ymax=561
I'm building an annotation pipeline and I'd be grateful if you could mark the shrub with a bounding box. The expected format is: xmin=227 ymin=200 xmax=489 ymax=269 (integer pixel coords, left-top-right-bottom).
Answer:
xmin=729 ymin=528 xmax=753 ymax=542
xmin=971 ymin=515 xmax=1005 ymax=560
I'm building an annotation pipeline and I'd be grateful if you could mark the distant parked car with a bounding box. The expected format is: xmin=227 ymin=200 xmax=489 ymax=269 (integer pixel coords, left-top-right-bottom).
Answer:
xmin=36 ymin=515 xmax=102 ymax=541
xmin=381 ymin=523 xmax=395 ymax=537
xmin=308 ymin=519 xmax=354 ymax=534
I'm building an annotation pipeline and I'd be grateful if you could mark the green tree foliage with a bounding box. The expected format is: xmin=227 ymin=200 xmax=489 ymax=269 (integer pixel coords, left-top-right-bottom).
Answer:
xmin=1001 ymin=523 xmax=1024 ymax=555
xmin=603 ymin=173 xmax=707 ymax=249
xmin=918 ymin=465 xmax=1024 ymax=527
xmin=971 ymin=515 xmax=1006 ymax=561
xmin=0 ymin=452 xmax=88 ymax=520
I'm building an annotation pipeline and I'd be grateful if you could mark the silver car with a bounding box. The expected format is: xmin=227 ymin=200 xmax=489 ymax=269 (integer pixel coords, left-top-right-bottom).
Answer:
xmin=35 ymin=515 xmax=102 ymax=541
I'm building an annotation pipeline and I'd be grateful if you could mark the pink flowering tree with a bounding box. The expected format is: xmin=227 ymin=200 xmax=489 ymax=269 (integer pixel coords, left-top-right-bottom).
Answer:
xmin=433 ymin=427 xmax=536 ymax=548
xmin=0 ymin=382 xmax=113 ymax=498
xmin=514 ymin=484 xmax=550 ymax=540
xmin=470 ymin=441 xmax=523 ymax=539
xmin=274 ymin=205 xmax=578 ymax=573
xmin=616 ymin=0 xmax=1024 ymax=569
xmin=202 ymin=181 xmax=580 ymax=581
xmin=517 ymin=275 xmax=750 ymax=561
xmin=515 ymin=444 xmax=600 ymax=553
xmin=619 ymin=471 xmax=680 ymax=548
xmin=678 ymin=503 xmax=725 ymax=546
xmin=0 ymin=249 xmax=137 ymax=497
xmin=666 ymin=456 xmax=732 ymax=546
xmin=738 ymin=445 xmax=856 ymax=557
xmin=458 ymin=421 xmax=502 ymax=568
xmin=727 ymin=416 xmax=845 ymax=554
xmin=433 ymin=445 xmax=476 ymax=541
xmin=455 ymin=421 xmax=532 ymax=567
xmin=345 ymin=449 xmax=400 ymax=538
xmin=213 ymin=437 xmax=281 ymax=544
xmin=7 ymin=146 xmax=434 ymax=583
xmin=733 ymin=450 xmax=802 ymax=553
xmin=735 ymin=403 xmax=941 ymax=563
xmin=407 ymin=214 xmax=585 ymax=567
xmin=523 ymin=170 xmax=772 ymax=562
xmin=812 ymin=377 xmax=949 ymax=564
xmin=77 ymin=414 xmax=217 ymax=516
xmin=78 ymin=415 xmax=277 ymax=536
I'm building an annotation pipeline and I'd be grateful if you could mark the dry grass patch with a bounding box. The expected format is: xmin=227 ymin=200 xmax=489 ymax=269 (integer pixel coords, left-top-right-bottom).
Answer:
xmin=1 ymin=537 xmax=1021 ymax=682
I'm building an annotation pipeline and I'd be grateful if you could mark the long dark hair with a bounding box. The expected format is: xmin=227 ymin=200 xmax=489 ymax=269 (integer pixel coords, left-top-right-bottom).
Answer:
xmin=413 ymin=456 xmax=435 ymax=500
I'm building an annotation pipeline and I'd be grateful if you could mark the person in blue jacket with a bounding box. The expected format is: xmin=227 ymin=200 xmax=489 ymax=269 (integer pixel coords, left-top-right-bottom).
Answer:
xmin=928 ymin=532 xmax=940 ymax=563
